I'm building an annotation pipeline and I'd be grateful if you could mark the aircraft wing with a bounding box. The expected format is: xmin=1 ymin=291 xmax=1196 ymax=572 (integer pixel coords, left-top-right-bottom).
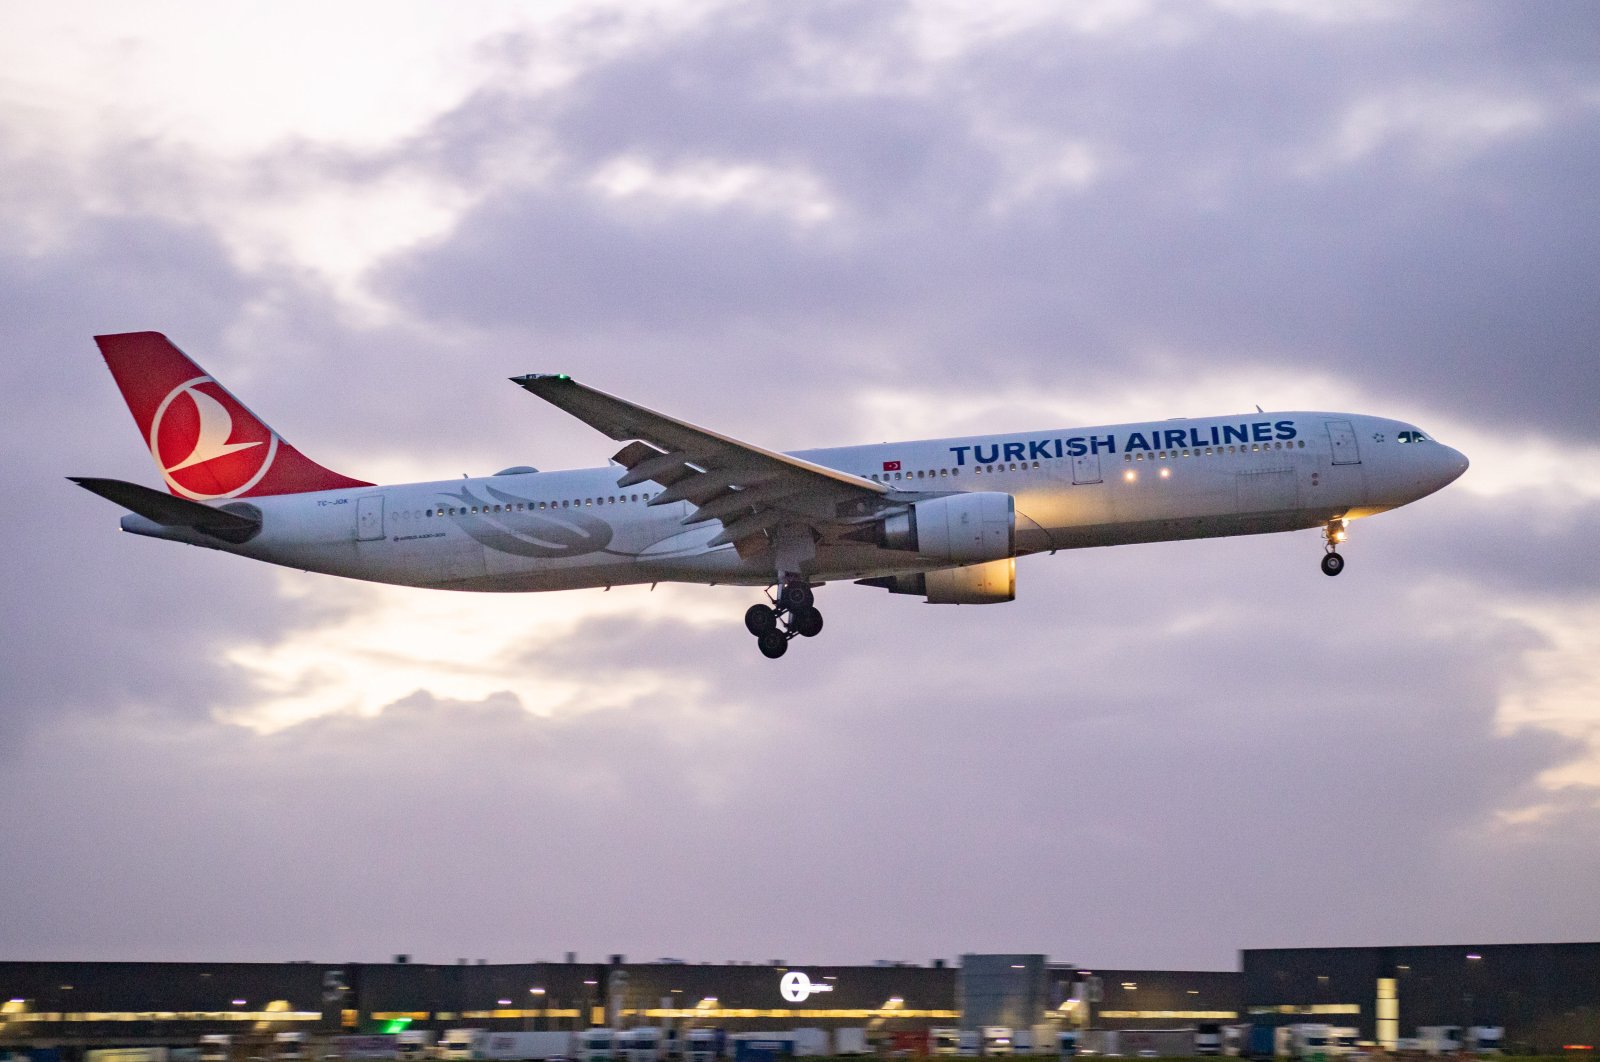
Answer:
xmin=511 ymin=374 xmax=890 ymax=548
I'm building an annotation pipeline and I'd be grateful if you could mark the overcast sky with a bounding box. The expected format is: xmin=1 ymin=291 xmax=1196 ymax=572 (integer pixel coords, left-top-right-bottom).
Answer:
xmin=3 ymin=0 xmax=1599 ymax=971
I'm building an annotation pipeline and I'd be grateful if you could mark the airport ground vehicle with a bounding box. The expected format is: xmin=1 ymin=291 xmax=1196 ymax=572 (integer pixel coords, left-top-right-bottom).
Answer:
xmin=832 ymin=1029 xmax=868 ymax=1056
xmin=332 ymin=1037 xmax=401 ymax=1061
xmin=273 ymin=1034 xmax=308 ymax=1062
xmin=579 ymin=1030 xmax=614 ymax=1062
xmin=981 ymin=1028 xmax=1014 ymax=1056
xmin=438 ymin=1032 xmax=485 ymax=1062
xmin=1223 ymin=1024 xmax=1276 ymax=1060
xmin=1468 ymin=1027 xmax=1505 ymax=1053
xmin=472 ymin=1033 xmax=577 ymax=1061
xmin=685 ymin=1031 xmax=724 ymax=1062
xmin=392 ymin=1033 xmax=433 ymax=1062
xmin=727 ymin=1036 xmax=792 ymax=1062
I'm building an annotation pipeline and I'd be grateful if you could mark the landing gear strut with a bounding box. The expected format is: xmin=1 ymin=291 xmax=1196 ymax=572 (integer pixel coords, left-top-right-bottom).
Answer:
xmin=745 ymin=579 xmax=824 ymax=659
xmin=1321 ymin=518 xmax=1348 ymax=577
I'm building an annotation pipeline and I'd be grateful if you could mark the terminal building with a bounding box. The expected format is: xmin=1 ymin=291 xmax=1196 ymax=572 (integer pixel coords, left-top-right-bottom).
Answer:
xmin=2 ymin=942 xmax=1596 ymax=1056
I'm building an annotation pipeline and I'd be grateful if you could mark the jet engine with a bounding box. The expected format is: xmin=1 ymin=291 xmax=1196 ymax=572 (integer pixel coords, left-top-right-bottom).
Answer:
xmin=878 ymin=491 xmax=1014 ymax=562
xmin=857 ymin=558 xmax=1016 ymax=604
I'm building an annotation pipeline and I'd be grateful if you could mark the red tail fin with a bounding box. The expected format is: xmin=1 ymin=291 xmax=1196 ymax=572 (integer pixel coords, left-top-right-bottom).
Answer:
xmin=94 ymin=331 xmax=372 ymax=500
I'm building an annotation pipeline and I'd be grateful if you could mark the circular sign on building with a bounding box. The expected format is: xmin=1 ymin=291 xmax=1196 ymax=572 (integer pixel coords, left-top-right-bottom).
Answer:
xmin=780 ymin=971 xmax=834 ymax=1003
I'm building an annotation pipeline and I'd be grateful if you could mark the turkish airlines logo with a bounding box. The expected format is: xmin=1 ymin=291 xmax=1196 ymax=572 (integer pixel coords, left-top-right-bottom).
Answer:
xmin=780 ymin=972 xmax=834 ymax=1003
xmin=149 ymin=376 xmax=279 ymax=500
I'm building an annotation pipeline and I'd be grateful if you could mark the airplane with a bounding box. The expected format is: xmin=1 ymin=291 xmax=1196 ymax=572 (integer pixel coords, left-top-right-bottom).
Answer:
xmin=73 ymin=332 xmax=1469 ymax=659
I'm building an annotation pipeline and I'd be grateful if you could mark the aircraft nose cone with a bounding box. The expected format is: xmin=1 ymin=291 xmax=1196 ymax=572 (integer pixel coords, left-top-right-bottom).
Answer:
xmin=1442 ymin=445 xmax=1469 ymax=485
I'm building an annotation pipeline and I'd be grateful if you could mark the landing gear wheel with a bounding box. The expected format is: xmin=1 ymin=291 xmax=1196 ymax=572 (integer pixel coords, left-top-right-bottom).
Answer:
xmin=792 ymin=606 xmax=824 ymax=638
xmin=757 ymin=629 xmax=789 ymax=659
xmin=779 ymin=582 xmax=814 ymax=611
xmin=744 ymin=604 xmax=778 ymax=636
xmin=1321 ymin=552 xmax=1345 ymax=577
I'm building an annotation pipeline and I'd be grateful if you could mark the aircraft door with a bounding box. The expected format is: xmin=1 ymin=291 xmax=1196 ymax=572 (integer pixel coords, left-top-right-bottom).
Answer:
xmin=1326 ymin=420 xmax=1362 ymax=465
xmin=1071 ymin=452 xmax=1102 ymax=485
xmin=356 ymin=494 xmax=385 ymax=541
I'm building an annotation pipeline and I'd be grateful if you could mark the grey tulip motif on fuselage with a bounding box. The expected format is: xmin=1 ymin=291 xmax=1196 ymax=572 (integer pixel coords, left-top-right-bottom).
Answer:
xmin=440 ymin=484 xmax=616 ymax=558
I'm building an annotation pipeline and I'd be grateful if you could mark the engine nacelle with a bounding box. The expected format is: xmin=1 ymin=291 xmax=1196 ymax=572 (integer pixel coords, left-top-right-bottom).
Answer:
xmin=880 ymin=491 xmax=1015 ymax=562
xmin=859 ymin=558 xmax=1016 ymax=604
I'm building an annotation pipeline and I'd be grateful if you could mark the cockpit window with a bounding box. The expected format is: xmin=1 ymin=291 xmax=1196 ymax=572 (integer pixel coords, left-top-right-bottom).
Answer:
xmin=1397 ymin=430 xmax=1433 ymax=443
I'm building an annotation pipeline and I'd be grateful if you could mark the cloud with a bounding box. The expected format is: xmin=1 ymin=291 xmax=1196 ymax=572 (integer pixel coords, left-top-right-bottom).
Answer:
xmin=362 ymin=0 xmax=1600 ymax=441
xmin=2 ymin=524 xmax=1595 ymax=965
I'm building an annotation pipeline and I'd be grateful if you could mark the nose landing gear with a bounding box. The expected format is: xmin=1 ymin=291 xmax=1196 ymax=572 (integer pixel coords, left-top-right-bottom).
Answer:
xmin=745 ymin=579 xmax=824 ymax=659
xmin=1321 ymin=519 xmax=1348 ymax=576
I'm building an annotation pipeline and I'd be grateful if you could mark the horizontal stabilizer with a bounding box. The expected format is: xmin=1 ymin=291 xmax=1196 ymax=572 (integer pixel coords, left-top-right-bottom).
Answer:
xmin=69 ymin=476 xmax=262 ymax=543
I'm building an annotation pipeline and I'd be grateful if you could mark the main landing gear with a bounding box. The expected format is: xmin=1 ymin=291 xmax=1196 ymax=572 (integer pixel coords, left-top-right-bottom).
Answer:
xmin=743 ymin=579 xmax=824 ymax=659
xmin=1321 ymin=518 xmax=1348 ymax=577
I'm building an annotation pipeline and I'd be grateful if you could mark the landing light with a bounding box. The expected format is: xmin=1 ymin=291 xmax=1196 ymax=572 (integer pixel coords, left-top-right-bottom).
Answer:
xmin=1124 ymin=470 xmax=1136 ymax=482
xmin=1159 ymin=468 xmax=1171 ymax=479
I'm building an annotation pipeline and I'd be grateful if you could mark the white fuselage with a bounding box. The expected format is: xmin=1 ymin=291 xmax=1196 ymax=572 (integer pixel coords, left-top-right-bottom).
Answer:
xmin=121 ymin=411 xmax=1468 ymax=592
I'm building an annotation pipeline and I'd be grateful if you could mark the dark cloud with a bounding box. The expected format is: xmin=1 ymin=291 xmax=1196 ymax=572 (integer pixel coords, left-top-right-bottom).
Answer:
xmin=375 ymin=0 xmax=1600 ymax=440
